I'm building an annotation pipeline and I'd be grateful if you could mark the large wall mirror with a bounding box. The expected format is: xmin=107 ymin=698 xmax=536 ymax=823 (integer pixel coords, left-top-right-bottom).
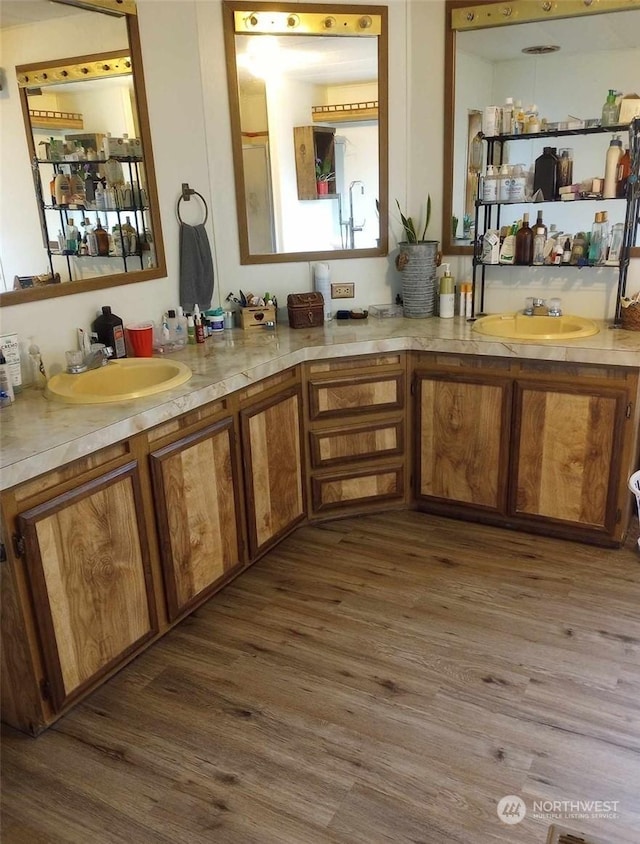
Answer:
xmin=0 ymin=0 xmax=165 ymax=307
xmin=222 ymin=1 xmax=388 ymax=264
xmin=443 ymin=0 xmax=640 ymax=257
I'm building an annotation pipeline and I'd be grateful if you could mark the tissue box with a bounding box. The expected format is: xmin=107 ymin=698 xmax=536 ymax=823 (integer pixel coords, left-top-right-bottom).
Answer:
xmin=619 ymin=93 xmax=640 ymax=124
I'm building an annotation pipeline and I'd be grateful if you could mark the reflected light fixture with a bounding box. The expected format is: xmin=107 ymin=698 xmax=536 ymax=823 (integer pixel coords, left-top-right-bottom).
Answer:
xmin=521 ymin=44 xmax=560 ymax=54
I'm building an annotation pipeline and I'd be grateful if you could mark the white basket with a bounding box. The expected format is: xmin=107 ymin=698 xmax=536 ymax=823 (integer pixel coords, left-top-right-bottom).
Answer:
xmin=629 ymin=470 xmax=640 ymax=551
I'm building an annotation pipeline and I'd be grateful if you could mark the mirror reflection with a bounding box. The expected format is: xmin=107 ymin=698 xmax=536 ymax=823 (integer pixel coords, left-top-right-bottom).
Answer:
xmin=0 ymin=0 xmax=165 ymax=304
xmin=224 ymin=3 xmax=388 ymax=264
xmin=444 ymin=5 xmax=640 ymax=256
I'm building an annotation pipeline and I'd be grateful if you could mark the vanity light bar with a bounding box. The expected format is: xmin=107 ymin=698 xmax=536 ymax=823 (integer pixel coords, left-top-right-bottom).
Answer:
xmin=233 ymin=10 xmax=381 ymax=36
xmin=17 ymin=55 xmax=132 ymax=89
xmin=452 ymin=0 xmax=640 ymax=30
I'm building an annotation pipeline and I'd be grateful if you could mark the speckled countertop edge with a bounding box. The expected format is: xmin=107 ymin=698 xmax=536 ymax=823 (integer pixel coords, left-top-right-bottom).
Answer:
xmin=1 ymin=317 xmax=639 ymax=491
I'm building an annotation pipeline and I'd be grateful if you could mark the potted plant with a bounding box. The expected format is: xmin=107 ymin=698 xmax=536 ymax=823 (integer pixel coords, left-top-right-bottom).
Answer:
xmin=315 ymin=156 xmax=334 ymax=196
xmin=394 ymin=195 xmax=441 ymax=318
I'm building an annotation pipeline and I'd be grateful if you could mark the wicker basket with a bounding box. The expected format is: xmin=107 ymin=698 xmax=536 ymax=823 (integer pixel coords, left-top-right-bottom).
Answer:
xmin=620 ymin=301 xmax=640 ymax=331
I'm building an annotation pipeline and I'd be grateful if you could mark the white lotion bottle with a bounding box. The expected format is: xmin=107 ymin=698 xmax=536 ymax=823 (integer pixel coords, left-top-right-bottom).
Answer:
xmin=439 ymin=264 xmax=455 ymax=319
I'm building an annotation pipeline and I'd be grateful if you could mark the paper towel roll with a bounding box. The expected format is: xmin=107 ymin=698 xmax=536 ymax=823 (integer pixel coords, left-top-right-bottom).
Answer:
xmin=313 ymin=262 xmax=332 ymax=319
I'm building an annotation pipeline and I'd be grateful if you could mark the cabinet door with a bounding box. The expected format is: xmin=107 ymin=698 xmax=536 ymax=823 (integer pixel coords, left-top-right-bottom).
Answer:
xmin=416 ymin=372 xmax=511 ymax=511
xmin=511 ymin=381 xmax=626 ymax=532
xmin=241 ymin=386 xmax=305 ymax=557
xmin=150 ymin=418 xmax=243 ymax=621
xmin=17 ymin=462 xmax=157 ymax=712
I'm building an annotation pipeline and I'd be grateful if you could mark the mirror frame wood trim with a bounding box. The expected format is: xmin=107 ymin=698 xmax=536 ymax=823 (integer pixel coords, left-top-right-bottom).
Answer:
xmin=0 ymin=10 xmax=166 ymax=307
xmin=442 ymin=0 xmax=640 ymax=258
xmin=222 ymin=0 xmax=388 ymax=265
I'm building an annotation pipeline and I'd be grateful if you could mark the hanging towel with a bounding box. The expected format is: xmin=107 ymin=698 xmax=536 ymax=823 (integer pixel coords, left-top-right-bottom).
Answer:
xmin=179 ymin=222 xmax=214 ymax=312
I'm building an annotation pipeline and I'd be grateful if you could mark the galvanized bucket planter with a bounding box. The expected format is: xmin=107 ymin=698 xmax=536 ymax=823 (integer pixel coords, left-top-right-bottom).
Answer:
xmin=396 ymin=240 xmax=441 ymax=318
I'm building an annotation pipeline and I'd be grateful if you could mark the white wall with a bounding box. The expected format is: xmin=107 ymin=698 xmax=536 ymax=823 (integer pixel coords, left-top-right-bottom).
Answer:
xmin=0 ymin=0 xmax=637 ymax=379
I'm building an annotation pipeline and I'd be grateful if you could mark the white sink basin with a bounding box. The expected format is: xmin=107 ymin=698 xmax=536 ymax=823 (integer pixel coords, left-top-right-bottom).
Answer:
xmin=46 ymin=358 xmax=192 ymax=404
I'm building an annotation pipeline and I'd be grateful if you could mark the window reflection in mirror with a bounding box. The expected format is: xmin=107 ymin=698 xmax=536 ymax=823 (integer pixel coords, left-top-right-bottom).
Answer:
xmin=0 ymin=1 xmax=165 ymax=305
xmin=443 ymin=1 xmax=640 ymax=257
xmin=223 ymin=2 xmax=388 ymax=265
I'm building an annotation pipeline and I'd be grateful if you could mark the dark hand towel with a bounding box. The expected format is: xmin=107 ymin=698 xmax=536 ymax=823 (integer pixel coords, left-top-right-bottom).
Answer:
xmin=179 ymin=222 xmax=214 ymax=312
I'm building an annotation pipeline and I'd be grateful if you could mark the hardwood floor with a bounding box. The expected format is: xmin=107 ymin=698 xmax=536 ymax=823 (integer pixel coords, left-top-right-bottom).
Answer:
xmin=2 ymin=512 xmax=639 ymax=844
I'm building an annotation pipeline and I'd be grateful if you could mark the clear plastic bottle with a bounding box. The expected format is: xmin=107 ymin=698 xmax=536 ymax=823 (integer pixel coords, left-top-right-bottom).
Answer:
xmin=497 ymin=164 xmax=511 ymax=203
xmin=482 ymin=165 xmax=497 ymax=202
xmin=532 ymin=227 xmax=546 ymax=266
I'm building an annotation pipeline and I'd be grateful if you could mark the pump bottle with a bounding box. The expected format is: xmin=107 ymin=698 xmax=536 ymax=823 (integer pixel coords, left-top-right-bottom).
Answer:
xmin=439 ymin=264 xmax=455 ymax=319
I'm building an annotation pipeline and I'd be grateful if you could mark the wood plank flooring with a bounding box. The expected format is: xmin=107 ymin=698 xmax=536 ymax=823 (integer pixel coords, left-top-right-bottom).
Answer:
xmin=2 ymin=512 xmax=639 ymax=843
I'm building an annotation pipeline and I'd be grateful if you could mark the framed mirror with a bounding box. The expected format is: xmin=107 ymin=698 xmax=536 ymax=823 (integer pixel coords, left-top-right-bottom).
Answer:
xmin=222 ymin=1 xmax=388 ymax=264
xmin=443 ymin=0 xmax=640 ymax=257
xmin=0 ymin=0 xmax=165 ymax=307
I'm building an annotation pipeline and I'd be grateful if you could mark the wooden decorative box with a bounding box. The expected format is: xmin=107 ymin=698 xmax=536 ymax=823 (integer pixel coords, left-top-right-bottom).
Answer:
xmin=287 ymin=292 xmax=325 ymax=328
xmin=239 ymin=305 xmax=276 ymax=330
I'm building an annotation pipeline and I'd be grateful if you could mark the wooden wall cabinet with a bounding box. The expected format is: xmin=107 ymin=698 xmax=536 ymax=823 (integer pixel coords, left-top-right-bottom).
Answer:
xmin=150 ymin=417 xmax=244 ymax=622
xmin=413 ymin=353 xmax=639 ymax=546
xmin=293 ymin=125 xmax=336 ymax=200
xmin=305 ymin=354 xmax=408 ymax=517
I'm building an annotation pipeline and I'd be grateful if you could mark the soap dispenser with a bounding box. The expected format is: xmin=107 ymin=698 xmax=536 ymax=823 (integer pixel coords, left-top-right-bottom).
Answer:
xmin=601 ymin=89 xmax=620 ymax=126
xmin=439 ymin=264 xmax=455 ymax=319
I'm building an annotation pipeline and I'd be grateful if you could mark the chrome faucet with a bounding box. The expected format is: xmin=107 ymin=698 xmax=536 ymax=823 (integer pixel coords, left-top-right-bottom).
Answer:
xmin=84 ymin=346 xmax=111 ymax=369
xmin=523 ymin=297 xmax=562 ymax=317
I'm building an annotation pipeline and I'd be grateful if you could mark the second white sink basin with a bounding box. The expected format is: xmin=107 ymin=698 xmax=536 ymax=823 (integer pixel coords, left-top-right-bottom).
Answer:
xmin=46 ymin=358 xmax=192 ymax=404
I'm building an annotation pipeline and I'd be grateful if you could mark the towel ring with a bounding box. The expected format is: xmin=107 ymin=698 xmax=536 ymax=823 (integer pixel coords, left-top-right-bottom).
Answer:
xmin=177 ymin=182 xmax=208 ymax=226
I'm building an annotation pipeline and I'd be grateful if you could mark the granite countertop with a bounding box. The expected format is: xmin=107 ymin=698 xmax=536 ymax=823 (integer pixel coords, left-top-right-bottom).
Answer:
xmin=1 ymin=316 xmax=639 ymax=491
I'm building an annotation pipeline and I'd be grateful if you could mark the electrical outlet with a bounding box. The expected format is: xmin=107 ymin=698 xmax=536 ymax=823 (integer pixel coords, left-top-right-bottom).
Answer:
xmin=331 ymin=282 xmax=355 ymax=299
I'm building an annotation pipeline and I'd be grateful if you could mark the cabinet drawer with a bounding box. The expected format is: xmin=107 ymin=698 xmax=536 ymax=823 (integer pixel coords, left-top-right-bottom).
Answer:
xmin=309 ymin=419 xmax=404 ymax=469
xmin=311 ymin=465 xmax=404 ymax=512
xmin=308 ymin=373 xmax=404 ymax=420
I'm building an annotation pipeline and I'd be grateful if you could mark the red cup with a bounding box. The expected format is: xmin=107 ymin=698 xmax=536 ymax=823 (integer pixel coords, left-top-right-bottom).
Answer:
xmin=126 ymin=322 xmax=154 ymax=357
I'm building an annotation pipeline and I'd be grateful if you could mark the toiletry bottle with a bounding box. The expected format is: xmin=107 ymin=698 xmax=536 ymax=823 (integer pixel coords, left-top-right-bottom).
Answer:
xmin=603 ymin=135 xmax=622 ymax=199
xmin=94 ymin=218 xmax=110 ymax=256
xmin=0 ymin=353 xmax=15 ymax=403
xmin=54 ymin=171 xmax=72 ymax=205
xmin=601 ymin=89 xmax=619 ymax=126
xmin=508 ymin=164 xmax=526 ymax=203
xmin=464 ymin=283 xmax=473 ymax=319
xmin=588 ymin=213 xmax=603 ymax=265
xmin=176 ymin=306 xmax=188 ymax=345
xmin=497 ymin=164 xmax=511 ymax=203
xmin=482 ymin=165 xmax=497 ymax=203
xmin=570 ymin=232 xmax=588 ymax=266
xmin=533 ymin=210 xmax=547 ymax=239
xmin=556 ymin=148 xmax=573 ymax=190
xmin=532 ymin=227 xmax=546 ymax=266
xmin=438 ymin=265 xmax=455 ymax=319
xmin=533 ymin=147 xmax=558 ymax=200
xmin=499 ymin=223 xmax=518 ymax=265
xmin=562 ymin=237 xmax=572 ymax=264
xmin=502 ymin=97 xmax=514 ymax=135
xmin=616 ymin=148 xmax=630 ymax=198
xmin=92 ymin=306 xmax=127 ymax=358
xmin=598 ymin=211 xmax=609 ymax=265
xmin=606 ymin=223 xmax=624 ymax=265
xmin=515 ymin=213 xmax=533 ymax=265
xmin=66 ymin=219 xmax=79 ymax=254
xmin=187 ymin=314 xmax=196 ymax=345
xmin=69 ymin=171 xmax=85 ymax=204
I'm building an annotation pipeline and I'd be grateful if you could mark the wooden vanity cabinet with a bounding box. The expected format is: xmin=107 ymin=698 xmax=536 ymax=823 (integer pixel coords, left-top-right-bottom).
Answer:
xmin=1 ymin=441 xmax=160 ymax=734
xmin=413 ymin=353 xmax=640 ymax=546
xmin=238 ymin=369 xmax=306 ymax=558
xmin=149 ymin=415 xmax=244 ymax=622
xmin=414 ymin=365 xmax=512 ymax=514
xmin=305 ymin=354 xmax=408 ymax=517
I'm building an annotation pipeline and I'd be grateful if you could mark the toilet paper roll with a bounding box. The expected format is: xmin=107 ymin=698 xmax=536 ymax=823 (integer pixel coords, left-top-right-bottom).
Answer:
xmin=313 ymin=262 xmax=332 ymax=319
